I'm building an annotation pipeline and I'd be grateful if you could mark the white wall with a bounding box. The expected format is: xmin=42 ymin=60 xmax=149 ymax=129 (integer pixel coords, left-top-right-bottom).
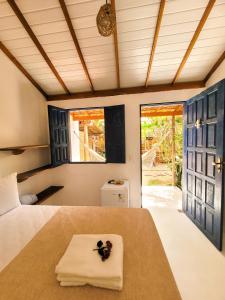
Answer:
xmin=49 ymin=88 xmax=204 ymax=207
xmin=0 ymin=50 xmax=52 ymax=196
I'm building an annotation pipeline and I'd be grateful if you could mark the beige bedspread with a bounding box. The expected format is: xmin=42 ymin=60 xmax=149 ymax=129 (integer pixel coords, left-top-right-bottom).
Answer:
xmin=0 ymin=207 xmax=181 ymax=300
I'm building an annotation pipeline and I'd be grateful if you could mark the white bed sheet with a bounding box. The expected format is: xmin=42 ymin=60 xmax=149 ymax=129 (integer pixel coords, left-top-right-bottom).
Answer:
xmin=0 ymin=205 xmax=59 ymax=272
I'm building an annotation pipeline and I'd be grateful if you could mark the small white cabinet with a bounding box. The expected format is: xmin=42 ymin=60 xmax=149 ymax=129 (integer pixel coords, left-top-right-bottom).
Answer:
xmin=100 ymin=181 xmax=129 ymax=207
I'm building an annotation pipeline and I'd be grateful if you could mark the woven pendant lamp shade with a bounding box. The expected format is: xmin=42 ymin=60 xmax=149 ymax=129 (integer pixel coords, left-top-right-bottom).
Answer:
xmin=96 ymin=2 xmax=116 ymax=37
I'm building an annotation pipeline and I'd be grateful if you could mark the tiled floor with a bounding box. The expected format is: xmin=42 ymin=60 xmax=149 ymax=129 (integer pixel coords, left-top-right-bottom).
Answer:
xmin=142 ymin=186 xmax=225 ymax=300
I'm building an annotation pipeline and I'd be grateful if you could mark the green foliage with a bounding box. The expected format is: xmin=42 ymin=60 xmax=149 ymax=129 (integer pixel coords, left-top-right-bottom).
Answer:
xmin=141 ymin=114 xmax=183 ymax=188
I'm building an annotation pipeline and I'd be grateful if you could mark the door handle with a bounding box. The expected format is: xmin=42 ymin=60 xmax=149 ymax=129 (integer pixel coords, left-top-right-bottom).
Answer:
xmin=195 ymin=119 xmax=202 ymax=129
xmin=212 ymin=157 xmax=225 ymax=173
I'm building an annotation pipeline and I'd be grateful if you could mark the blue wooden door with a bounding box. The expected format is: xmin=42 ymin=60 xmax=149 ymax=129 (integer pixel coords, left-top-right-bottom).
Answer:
xmin=48 ymin=105 xmax=69 ymax=167
xmin=183 ymin=79 xmax=225 ymax=250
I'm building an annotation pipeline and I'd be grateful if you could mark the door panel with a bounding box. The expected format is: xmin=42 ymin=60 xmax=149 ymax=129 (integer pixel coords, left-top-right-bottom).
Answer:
xmin=183 ymin=80 xmax=225 ymax=250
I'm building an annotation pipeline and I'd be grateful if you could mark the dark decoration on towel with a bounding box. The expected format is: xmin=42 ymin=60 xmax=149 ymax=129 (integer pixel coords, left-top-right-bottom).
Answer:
xmin=93 ymin=240 xmax=113 ymax=261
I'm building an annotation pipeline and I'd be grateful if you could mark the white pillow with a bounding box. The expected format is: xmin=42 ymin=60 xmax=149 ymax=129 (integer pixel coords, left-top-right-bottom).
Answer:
xmin=0 ymin=173 xmax=21 ymax=216
xmin=19 ymin=194 xmax=38 ymax=205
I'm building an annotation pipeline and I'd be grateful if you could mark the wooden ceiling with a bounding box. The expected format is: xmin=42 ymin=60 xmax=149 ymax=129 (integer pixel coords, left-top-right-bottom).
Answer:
xmin=0 ymin=0 xmax=224 ymax=101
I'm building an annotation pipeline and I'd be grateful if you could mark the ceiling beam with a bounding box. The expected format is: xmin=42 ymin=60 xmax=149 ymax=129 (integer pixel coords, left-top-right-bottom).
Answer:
xmin=59 ymin=0 xmax=94 ymax=92
xmin=111 ymin=0 xmax=120 ymax=88
xmin=71 ymin=114 xmax=104 ymax=121
xmin=141 ymin=111 xmax=183 ymax=117
xmin=204 ymin=50 xmax=225 ymax=83
xmin=0 ymin=41 xmax=47 ymax=98
xmin=145 ymin=0 xmax=166 ymax=87
xmin=172 ymin=0 xmax=216 ymax=84
xmin=47 ymin=81 xmax=205 ymax=101
xmin=7 ymin=0 xmax=70 ymax=94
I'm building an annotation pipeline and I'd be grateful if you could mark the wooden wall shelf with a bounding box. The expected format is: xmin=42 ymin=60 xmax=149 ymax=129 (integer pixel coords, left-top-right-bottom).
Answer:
xmin=0 ymin=144 xmax=49 ymax=155
xmin=17 ymin=164 xmax=52 ymax=183
xmin=35 ymin=186 xmax=64 ymax=205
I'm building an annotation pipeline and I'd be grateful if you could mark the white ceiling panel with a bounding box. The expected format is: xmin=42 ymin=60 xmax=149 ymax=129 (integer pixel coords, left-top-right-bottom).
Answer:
xmin=84 ymin=52 xmax=115 ymax=63
xmin=121 ymin=62 xmax=148 ymax=71
xmin=119 ymin=39 xmax=151 ymax=52
xmin=32 ymin=72 xmax=57 ymax=80
xmin=79 ymin=36 xmax=113 ymax=48
xmin=148 ymin=78 xmax=172 ymax=85
xmin=0 ymin=0 xmax=224 ymax=95
xmin=120 ymin=72 xmax=146 ymax=88
xmin=17 ymin=54 xmax=45 ymax=64
xmin=10 ymin=46 xmax=39 ymax=57
xmin=31 ymin=21 xmax=68 ymax=36
xmin=3 ymin=37 xmax=33 ymax=49
xmin=71 ymin=15 xmax=96 ymax=30
xmin=0 ymin=27 xmax=28 ymax=41
xmin=92 ymin=76 xmax=117 ymax=90
xmin=120 ymin=47 xmax=151 ymax=58
xmin=22 ymin=8 xmax=65 ymax=26
xmin=117 ymin=4 xmax=159 ymax=23
xmin=14 ymin=0 xmax=59 ymax=13
xmin=74 ymin=26 xmax=99 ymax=40
xmin=0 ymin=2 xmax=14 ymax=18
xmin=151 ymin=69 xmax=178 ymax=77
xmin=119 ymin=28 xmax=154 ymax=43
xmin=51 ymin=57 xmax=81 ymax=66
xmin=177 ymin=67 xmax=210 ymax=82
xmin=40 ymin=40 xmax=75 ymax=53
xmin=64 ymin=79 xmax=91 ymax=93
xmin=0 ymin=15 xmax=21 ymax=31
xmin=81 ymin=44 xmax=113 ymax=56
xmin=189 ymin=45 xmax=225 ymax=56
xmin=204 ymin=15 xmax=225 ymax=29
xmin=87 ymin=59 xmax=116 ymax=69
xmin=47 ymin=49 xmax=78 ymax=60
xmin=66 ymin=0 xmax=97 ymax=5
xmin=162 ymin=5 xmax=225 ymax=26
xmin=53 ymin=63 xmax=84 ymax=72
xmin=59 ymin=71 xmax=87 ymax=80
xmin=34 ymin=78 xmax=65 ymax=95
xmin=117 ymin=0 xmax=160 ymax=11
xmin=165 ymin=0 xmax=209 ymax=13
xmin=120 ymin=55 xmax=149 ymax=65
xmin=37 ymin=31 xmax=72 ymax=45
xmin=66 ymin=1 xmax=100 ymax=19
xmin=117 ymin=17 xmax=157 ymax=33
xmin=22 ymin=61 xmax=49 ymax=70
xmin=160 ymin=21 xmax=199 ymax=37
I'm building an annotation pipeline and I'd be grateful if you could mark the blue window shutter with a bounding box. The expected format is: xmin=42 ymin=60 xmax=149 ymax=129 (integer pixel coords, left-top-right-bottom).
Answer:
xmin=104 ymin=105 xmax=125 ymax=163
xmin=48 ymin=105 xmax=69 ymax=167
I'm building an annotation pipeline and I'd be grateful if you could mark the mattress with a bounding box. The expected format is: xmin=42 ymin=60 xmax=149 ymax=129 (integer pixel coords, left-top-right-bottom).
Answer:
xmin=0 ymin=206 xmax=181 ymax=300
xmin=0 ymin=205 xmax=59 ymax=271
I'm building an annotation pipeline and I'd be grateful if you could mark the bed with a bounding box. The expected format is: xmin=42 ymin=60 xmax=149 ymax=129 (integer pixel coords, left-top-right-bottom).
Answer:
xmin=0 ymin=203 xmax=181 ymax=300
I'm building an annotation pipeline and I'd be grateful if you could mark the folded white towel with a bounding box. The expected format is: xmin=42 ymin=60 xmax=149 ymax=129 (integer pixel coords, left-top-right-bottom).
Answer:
xmin=55 ymin=234 xmax=123 ymax=290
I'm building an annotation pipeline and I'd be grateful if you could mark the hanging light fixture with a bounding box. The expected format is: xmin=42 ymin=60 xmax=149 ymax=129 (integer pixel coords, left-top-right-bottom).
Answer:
xmin=96 ymin=0 xmax=116 ymax=37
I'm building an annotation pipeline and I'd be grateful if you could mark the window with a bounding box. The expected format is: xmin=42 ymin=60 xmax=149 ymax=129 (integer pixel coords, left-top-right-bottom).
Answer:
xmin=48 ymin=104 xmax=125 ymax=166
xmin=69 ymin=109 xmax=106 ymax=162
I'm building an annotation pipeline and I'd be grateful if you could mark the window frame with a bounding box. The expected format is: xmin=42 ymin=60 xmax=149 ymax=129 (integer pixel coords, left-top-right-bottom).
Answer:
xmin=68 ymin=106 xmax=107 ymax=164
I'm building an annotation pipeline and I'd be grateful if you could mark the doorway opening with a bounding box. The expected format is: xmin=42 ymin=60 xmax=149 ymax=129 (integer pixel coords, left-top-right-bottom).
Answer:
xmin=141 ymin=103 xmax=184 ymax=207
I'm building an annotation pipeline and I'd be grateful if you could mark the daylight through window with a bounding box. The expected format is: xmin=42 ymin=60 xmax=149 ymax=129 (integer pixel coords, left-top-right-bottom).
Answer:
xmin=69 ymin=109 xmax=106 ymax=162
